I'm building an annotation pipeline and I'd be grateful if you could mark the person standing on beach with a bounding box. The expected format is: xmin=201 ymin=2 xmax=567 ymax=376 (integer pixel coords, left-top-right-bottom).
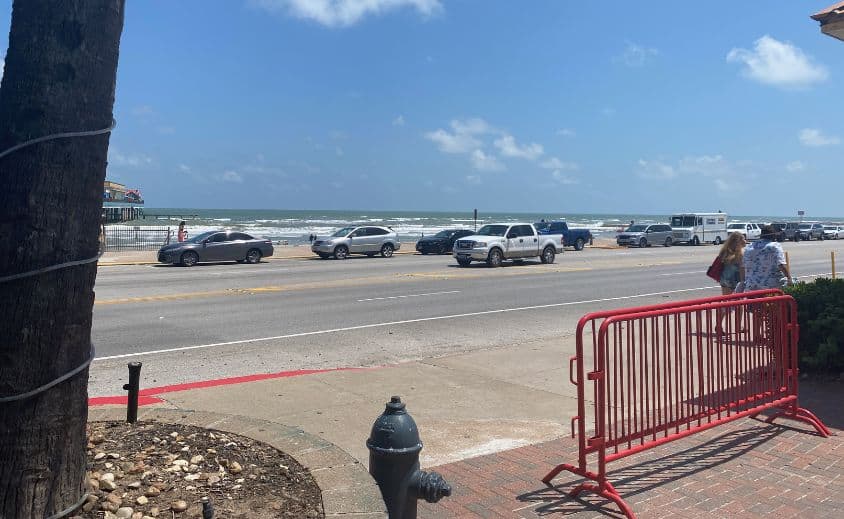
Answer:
xmin=177 ymin=221 xmax=188 ymax=242
xmin=741 ymin=225 xmax=791 ymax=291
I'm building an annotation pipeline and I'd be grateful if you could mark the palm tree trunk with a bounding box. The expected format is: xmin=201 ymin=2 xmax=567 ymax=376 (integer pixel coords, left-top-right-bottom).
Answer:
xmin=0 ymin=1 xmax=125 ymax=516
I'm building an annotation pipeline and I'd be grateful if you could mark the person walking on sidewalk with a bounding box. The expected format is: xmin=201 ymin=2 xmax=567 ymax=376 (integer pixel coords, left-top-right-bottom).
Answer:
xmin=740 ymin=225 xmax=792 ymax=291
xmin=717 ymin=232 xmax=745 ymax=296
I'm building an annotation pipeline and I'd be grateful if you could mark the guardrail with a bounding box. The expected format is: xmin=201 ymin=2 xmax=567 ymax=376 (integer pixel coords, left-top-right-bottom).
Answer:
xmin=544 ymin=290 xmax=830 ymax=519
xmin=103 ymin=226 xmax=171 ymax=251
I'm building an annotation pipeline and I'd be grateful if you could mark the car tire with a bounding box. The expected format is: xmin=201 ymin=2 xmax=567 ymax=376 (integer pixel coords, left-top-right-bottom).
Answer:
xmin=574 ymin=238 xmax=585 ymax=251
xmin=334 ymin=245 xmax=349 ymax=260
xmin=419 ymin=250 xmax=428 ymax=255
xmin=486 ymin=248 xmax=503 ymax=268
xmin=714 ymin=236 xmax=722 ymax=246
xmin=664 ymin=236 xmax=673 ymax=247
xmin=691 ymin=236 xmax=700 ymax=246
xmin=638 ymin=238 xmax=647 ymax=248
xmin=180 ymin=251 xmax=198 ymax=267
xmin=245 ymin=248 xmax=262 ymax=264
xmin=380 ymin=243 xmax=394 ymax=258
xmin=540 ymin=246 xmax=556 ymax=264
xmin=457 ymin=258 xmax=472 ymax=267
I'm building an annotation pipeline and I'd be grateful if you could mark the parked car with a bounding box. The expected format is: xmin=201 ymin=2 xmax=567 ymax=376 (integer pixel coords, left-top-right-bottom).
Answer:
xmin=452 ymin=223 xmax=562 ymax=267
xmin=533 ymin=220 xmax=592 ymax=251
xmin=312 ymin=225 xmax=401 ymax=259
xmin=769 ymin=222 xmax=788 ymax=242
xmin=727 ymin=222 xmax=761 ymax=240
xmin=783 ymin=222 xmax=802 ymax=241
xmin=823 ymin=225 xmax=843 ymax=240
xmin=616 ymin=224 xmax=674 ymax=247
xmin=157 ymin=231 xmax=274 ymax=267
xmin=796 ymin=222 xmax=825 ymax=241
xmin=416 ymin=229 xmax=475 ymax=254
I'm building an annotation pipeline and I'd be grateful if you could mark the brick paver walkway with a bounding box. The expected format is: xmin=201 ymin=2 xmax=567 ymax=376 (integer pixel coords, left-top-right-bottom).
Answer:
xmin=419 ymin=381 xmax=842 ymax=518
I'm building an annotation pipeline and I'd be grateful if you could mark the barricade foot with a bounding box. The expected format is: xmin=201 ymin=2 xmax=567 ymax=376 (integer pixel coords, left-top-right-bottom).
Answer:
xmin=766 ymin=406 xmax=832 ymax=437
xmin=542 ymin=465 xmax=636 ymax=519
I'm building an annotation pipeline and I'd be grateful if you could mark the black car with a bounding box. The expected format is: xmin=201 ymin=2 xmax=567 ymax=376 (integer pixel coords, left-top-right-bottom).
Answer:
xmin=416 ymin=229 xmax=475 ymax=254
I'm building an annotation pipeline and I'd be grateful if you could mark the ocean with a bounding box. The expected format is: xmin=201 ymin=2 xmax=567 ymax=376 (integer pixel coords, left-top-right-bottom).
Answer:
xmin=113 ymin=209 xmax=842 ymax=245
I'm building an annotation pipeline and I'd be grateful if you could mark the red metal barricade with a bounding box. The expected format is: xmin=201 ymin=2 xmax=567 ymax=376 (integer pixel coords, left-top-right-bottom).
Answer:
xmin=543 ymin=290 xmax=830 ymax=518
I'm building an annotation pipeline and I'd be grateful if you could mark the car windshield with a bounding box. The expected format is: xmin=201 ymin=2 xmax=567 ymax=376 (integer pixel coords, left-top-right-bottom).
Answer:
xmin=798 ymin=224 xmax=812 ymax=230
xmin=331 ymin=226 xmax=356 ymax=237
xmin=727 ymin=224 xmax=745 ymax=229
xmin=433 ymin=230 xmax=454 ymax=238
xmin=185 ymin=231 xmax=217 ymax=243
xmin=626 ymin=225 xmax=647 ymax=232
xmin=476 ymin=224 xmax=508 ymax=237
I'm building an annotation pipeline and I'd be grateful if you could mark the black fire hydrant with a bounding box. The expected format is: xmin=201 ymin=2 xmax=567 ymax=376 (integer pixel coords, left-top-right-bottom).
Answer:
xmin=367 ymin=396 xmax=451 ymax=519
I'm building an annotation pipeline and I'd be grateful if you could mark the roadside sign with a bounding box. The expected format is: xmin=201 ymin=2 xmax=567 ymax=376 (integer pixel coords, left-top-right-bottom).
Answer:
xmin=798 ymin=210 xmax=805 ymax=216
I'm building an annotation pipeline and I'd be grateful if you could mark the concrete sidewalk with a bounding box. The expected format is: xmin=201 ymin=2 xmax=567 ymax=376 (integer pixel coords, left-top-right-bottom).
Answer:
xmin=89 ymin=333 xmax=842 ymax=518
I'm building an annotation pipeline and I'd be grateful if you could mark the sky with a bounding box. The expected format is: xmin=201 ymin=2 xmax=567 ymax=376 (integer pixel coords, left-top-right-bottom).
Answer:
xmin=1 ymin=1 xmax=842 ymax=216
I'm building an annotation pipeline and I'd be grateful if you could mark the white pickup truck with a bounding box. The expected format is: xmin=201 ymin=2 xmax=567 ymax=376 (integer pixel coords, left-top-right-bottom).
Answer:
xmin=452 ymin=223 xmax=563 ymax=267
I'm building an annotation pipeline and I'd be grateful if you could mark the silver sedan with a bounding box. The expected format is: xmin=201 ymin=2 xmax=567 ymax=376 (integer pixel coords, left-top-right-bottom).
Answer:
xmin=157 ymin=231 xmax=274 ymax=267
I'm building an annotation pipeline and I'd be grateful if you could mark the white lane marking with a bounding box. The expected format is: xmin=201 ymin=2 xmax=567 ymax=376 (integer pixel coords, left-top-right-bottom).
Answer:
xmin=94 ymin=285 xmax=721 ymax=361
xmin=357 ymin=290 xmax=460 ymax=302
xmin=659 ymin=271 xmax=705 ymax=276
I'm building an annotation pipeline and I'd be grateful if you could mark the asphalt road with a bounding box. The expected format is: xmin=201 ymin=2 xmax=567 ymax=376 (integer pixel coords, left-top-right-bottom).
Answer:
xmin=88 ymin=240 xmax=844 ymax=396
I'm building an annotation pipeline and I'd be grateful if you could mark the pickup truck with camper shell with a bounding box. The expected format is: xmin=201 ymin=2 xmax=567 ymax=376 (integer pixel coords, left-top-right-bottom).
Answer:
xmin=533 ymin=220 xmax=592 ymax=251
xmin=452 ymin=223 xmax=563 ymax=267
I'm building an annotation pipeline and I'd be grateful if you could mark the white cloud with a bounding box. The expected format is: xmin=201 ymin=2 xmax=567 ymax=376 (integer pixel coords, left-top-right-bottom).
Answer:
xmin=615 ymin=41 xmax=658 ymax=67
xmin=470 ymin=149 xmax=505 ymax=172
xmin=552 ymin=171 xmax=579 ymax=185
xmin=131 ymin=105 xmax=155 ymax=117
xmin=465 ymin=175 xmax=482 ymax=185
xmin=540 ymin=157 xmax=578 ymax=171
xmin=220 ymin=170 xmax=244 ymax=183
xmin=556 ymin=128 xmax=576 ymax=137
xmin=252 ymin=0 xmax=443 ymax=27
xmin=424 ymin=118 xmax=493 ymax=154
xmin=727 ymin=35 xmax=828 ymax=89
xmin=799 ymin=128 xmax=839 ymax=147
xmin=108 ymin=148 xmax=153 ymax=168
xmin=786 ymin=160 xmax=805 ymax=172
xmin=392 ymin=115 xmax=405 ymax=126
xmin=178 ymin=164 xmax=191 ymax=173
xmin=493 ymin=134 xmax=543 ymax=160
xmin=637 ymin=159 xmax=677 ymax=180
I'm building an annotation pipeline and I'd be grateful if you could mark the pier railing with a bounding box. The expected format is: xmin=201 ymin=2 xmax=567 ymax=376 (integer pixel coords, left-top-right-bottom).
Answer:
xmin=103 ymin=226 xmax=171 ymax=251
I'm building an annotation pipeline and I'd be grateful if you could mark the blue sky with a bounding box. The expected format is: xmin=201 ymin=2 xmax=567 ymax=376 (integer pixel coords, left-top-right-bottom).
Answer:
xmin=1 ymin=1 xmax=842 ymax=216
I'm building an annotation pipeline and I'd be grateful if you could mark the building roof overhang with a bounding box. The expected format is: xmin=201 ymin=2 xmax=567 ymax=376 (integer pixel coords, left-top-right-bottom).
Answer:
xmin=812 ymin=2 xmax=844 ymax=42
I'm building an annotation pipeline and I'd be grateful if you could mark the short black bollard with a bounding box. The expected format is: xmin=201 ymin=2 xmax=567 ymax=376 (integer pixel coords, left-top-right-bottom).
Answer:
xmin=123 ymin=362 xmax=142 ymax=423
xmin=201 ymin=496 xmax=214 ymax=519
xmin=367 ymin=396 xmax=451 ymax=519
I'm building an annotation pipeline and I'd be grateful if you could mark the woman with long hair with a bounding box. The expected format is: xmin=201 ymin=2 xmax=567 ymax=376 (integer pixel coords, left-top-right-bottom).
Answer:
xmin=718 ymin=232 xmax=746 ymax=295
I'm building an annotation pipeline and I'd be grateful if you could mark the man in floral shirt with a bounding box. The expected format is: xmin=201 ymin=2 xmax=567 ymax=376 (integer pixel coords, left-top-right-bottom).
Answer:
xmin=741 ymin=224 xmax=792 ymax=291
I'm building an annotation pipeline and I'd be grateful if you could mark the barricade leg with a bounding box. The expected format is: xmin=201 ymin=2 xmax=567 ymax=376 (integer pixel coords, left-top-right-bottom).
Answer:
xmin=765 ymin=403 xmax=831 ymax=437
xmin=543 ymin=465 xmax=637 ymax=519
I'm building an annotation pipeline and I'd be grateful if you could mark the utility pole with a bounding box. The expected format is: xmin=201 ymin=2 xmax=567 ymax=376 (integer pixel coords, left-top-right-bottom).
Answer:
xmin=0 ymin=1 xmax=125 ymax=517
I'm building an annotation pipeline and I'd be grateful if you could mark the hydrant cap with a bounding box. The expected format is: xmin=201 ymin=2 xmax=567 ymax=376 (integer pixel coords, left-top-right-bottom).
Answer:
xmin=366 ymin=396 xmax=423 ymax=455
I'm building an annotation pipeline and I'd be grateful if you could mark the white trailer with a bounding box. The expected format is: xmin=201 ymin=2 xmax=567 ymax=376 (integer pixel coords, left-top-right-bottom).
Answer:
xmin=670 ymin=212 xmax=728 ymax=245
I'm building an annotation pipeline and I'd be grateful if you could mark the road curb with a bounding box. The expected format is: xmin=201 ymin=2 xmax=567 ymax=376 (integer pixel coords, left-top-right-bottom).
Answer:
xmin=88 ymin=407 xmax=388 ymax=518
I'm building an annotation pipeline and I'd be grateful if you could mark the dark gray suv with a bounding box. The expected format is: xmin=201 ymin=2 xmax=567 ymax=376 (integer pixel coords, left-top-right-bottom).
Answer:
xmin=617 ymin=224 xmax=674 ymax=247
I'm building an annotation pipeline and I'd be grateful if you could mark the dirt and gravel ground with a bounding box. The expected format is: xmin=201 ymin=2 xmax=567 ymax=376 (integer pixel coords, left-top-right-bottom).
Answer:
xmin=75 ymin=421 xmax=323 ymax=519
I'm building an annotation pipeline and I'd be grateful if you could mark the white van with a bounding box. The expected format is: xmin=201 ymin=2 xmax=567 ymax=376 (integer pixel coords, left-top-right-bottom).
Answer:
xmin=670 ymin=212 xmax=728 ymax=245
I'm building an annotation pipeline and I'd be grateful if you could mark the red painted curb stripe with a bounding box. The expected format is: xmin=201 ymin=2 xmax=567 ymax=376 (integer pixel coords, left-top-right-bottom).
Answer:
xmin=88 ymin=366 xmax=364 ymax=408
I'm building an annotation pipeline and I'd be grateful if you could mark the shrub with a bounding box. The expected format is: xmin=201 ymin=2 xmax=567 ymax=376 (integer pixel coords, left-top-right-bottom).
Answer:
xmin=784 ymin=277 xmax=844 ymax=374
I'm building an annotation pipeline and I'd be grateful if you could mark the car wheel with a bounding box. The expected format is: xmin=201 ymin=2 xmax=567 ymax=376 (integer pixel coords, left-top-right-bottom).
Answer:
xmin=457 ymin=258 xmax=472 ymax=267
xmin=691 ymin=236 xmax=700 ymax=246
xmin=541 ymin=246 xmax=555 ymax=264
xmin=334 ymin=245 xmax=349 ymax=260
xmin=380 ymin=243 xmax=394 ymax=258
xmin=664 ymin=236 xmax=673 ymax=247
xmin=245 ymin=248 xmax=262 ymax=264
xmin=180 ymin=251 xmax=198 ymax=267
xmin=638 ymin=238 xmax=647 ymax=248
xmin=714 ymin=236 xmax=722 ymax=246
xmin=574 ymin=238 xmax=585 ymax=251
xmin=486 ymin=248 xmax=503 ymax=268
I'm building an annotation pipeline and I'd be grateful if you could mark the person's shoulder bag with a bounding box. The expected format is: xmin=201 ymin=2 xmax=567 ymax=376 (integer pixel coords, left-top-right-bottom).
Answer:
xmin=706 ymin=254 xmax=724 ymax=282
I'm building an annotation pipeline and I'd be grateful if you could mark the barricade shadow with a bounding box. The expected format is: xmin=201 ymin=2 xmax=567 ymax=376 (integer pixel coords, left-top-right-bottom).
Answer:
xmin=517 ymin=426 xmax=782 ymax=517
